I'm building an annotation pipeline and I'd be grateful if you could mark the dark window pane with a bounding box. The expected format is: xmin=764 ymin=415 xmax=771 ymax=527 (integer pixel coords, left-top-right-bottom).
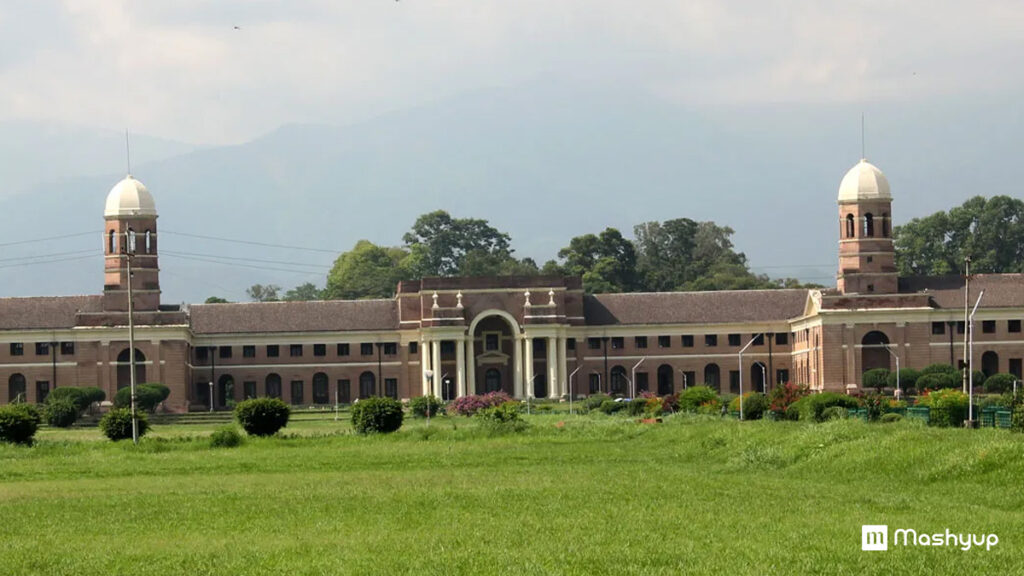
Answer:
xmin=705 ymin=335 xmax=718 ymax=347
xmin=383 ymin=343 xmax=397 ymax=355
xmin=982 ymin=320 xmax=996 ymax=334
xmin=337 ymin=343 xmax=350 ymax=356
xmin=587 ymin=338 xmax=601 ymax=350
xmin=35 ymin=342 xmax=49 ymax=356
xmin=728 ymin=334 xmax=741 ymax=346
xmin=10 ymin=343 xmax=24 ymax=356
xmin=775 ymin=333 xmax=788 ymax=346
xmin=361 ymin=343 xmax=374 ymax=356
xmin=243 ymin=345 xmax=256 ymax=358
xmin=409 ymin=342 xmax=419 ymax=354
xmin=60 ymin=342 xmax=75 ymax=355
xmin=219 ymin=346 xmax=232 ymax=359
xmin=931 ymin=322 xmax=946 ymax=335
xmin=635 ymin=336 xmax=647 ymax=349
xmin=314 ymin=344 xmax=326 ymax=357
xmin=290 ymin=381 xmax=304 ymax=405
xmin=290 ymin=344 xmax=303 ymax=357
xmin=267 ymin=345 xmax=279 ymax=357
xmin=658 ymin=336 xmax=671 ymax=348
xmin=681 ymin=335 xmax=694 ymax=348
xmin=611 ymin=337 xmax=624 ymax=349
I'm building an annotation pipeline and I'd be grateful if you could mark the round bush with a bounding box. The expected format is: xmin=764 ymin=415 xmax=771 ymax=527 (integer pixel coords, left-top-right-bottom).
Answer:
xmin=114 ymin=385 xmax=167 ymax=413
xmin=678 ymin=386 xmax=719 ymax=413
xmin=729 ymin=392 xmax=769 ymax=420
xmin=918 ymin=389 xmax=968 ymax=427
xmin=915 ymin=372 xmax=959 ymax=391
xmin=234 ymin=397 xmax=291 ymax=437
xmin=79 ymin=386 xmax=106 ymax=407
xmin=409 ymin=395 xmax=443 ymax=418
xmin=862 ymin=368 xmax=890 ymax=391
xmin=880 ymin=412 xmax=903 ymax=423
xmin=351 ymin=396 xmax=404 ymax=434
xmin=626 ymin=398 xmax=648 ymax=417
xmin=821 ymin=406 xmax=849 ymax=420
xmin=476 ymin=402 xmax=526 ymax=433
xmin=984 ymin=373 xmax=1016 ymax=394
xmin=99 ymin=408 xmax=149 ymax=441
xmin=47 ymin=387 xmax=90 ymax=413
xmin=45 ymin=398 xmax=79 ymax=428
xmin=598 ymin=399 xmax=626 ymax=414
xmin=886 ymin=368 xmax=921 ymax=391
xmin=0 ymin=404 xmax=42 ymax=444
xmin=210 ymin=425 xmax=244 ymax=448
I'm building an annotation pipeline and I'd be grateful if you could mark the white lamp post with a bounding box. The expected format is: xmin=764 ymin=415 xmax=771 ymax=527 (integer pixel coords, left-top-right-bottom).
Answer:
xmin=424 ymin=369 xmax=434 ymax=427
xmin=568 ymin=366 xmax=580 ymax=414
xmin=631 ymin=357 xmax=646 ymax=399
xmin=738 ymin=334 xmax=762 ymax=421
xmin=968 ymin=290 xmax=985 ymax=428
xmin=882 ymin=344 xmax=901 ymax=396
xmin=680 ymin=369 xmax=688 ymax=390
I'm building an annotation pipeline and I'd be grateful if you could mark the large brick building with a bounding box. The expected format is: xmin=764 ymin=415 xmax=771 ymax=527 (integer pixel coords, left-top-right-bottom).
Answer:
xmin=1 ymin=160 xmax=1022 ymax=411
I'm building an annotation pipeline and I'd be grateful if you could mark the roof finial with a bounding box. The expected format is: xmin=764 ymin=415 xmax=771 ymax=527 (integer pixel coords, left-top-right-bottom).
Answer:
xmin=860 ymin=112 xmax=865 ymax=161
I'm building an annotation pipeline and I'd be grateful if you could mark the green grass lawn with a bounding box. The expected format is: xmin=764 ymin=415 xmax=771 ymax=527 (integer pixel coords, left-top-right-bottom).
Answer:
xmin=1 ymin=414 xmax=1022 ymax=575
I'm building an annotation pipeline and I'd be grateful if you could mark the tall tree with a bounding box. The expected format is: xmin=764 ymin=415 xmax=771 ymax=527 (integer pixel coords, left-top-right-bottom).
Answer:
xmin=246 ymin=284 xmax=281 ymax=302
xmin=283 ymin=282 xmax=324 ymax=301
xmin=204 ymin=296 xmax=230 ymax=304
xmin=325 ymin=240 xmax=411 ymax=300
xmin=402 ymin=210 xmax=516 ymax=277
xmin=895 ymin=196 xmax=1024 ymax=275
xmin=556 ymin=228 xmax=638 ymax=293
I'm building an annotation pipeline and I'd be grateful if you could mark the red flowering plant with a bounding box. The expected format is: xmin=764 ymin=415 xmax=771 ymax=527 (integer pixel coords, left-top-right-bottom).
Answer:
xmin=768 ymin=382 xmax=809 ymax=420
xmin=447 ymin=392 xmax=513 ymax=416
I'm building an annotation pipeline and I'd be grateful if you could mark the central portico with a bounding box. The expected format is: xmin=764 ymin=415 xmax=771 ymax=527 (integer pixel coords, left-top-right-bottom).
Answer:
xmin=399 ymin=276 xmax=583 ymax=400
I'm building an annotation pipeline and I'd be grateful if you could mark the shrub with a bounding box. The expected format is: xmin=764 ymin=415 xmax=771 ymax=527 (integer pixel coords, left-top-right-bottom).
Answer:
xmin=880 ymin=412 xmax=903 ymax=423
xmin=862 ymin=394 xmax=888 ymax=422
xmin=728 ymin=392 xmax=769 ymax=420
xmin=80 ymin=386 xmax=106 ymax=407
xmin=768 ymin=382 xmax=808 ymax=419
xmin=1012 ymin=398 xmax=1024 ymax=432
xmin=47 ymin=387 xmax=90 ymax=413
xmin=45 ymin=398 xmax=79 ymax=428
xmin=916 ymin=372 xmax=959 ymax=391
xmin=696 ymin=398 xmax=722 ymax=415
xmin=886 ymin=368 xmax=921 ymax=391
xmin=821 ymin=406 xmax=849 ymax=421
xmin=113 ymin=385 xmax=167 ymax=413
xmin=678 ymin=386 xmax=719 ymax=413
xmin=598 ymin=399 xmax=626 ymax=414
xmin=476 ymin=402 xmax=526 ymax=433
xmin=409 ymin=395 xmax=444 ymax=418
xmin=626 ymin=398 xmax=649 ymax=417
xmin=0 ymin=404 xmax=42 ymax=444
xmin=145 ymin=383 xmax=172 ymax=403
xmin=582 ymin=394 xmax=611 ymax=412
xmin=984 ymin=373 xmax=1017 ymax=394
xmin=790 ymin=392 xmax=861 ymax=422
xmin=918 ymin=389 xmax=968 ymax=428
xmin=235 ymin=397 xmax=291 ymax=436
xmin=210 ymin=425 xmax=244 ymax=448
xmin=447 ymin=392 xmax=512 ymax=416
xmin=862 ymin=368 xmax=890 ymax=391
xmin=921 ymin=363 xmax=958 ymax=376
xmin=99 ymin=408 xmax=149 ymax=441
xmin=351 ymin=396 xmax=404 ymax=434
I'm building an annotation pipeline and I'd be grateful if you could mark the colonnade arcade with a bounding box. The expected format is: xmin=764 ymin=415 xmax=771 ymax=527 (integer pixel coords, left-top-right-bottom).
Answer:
xmin=419 ymin=310 xmax=570 ymax=400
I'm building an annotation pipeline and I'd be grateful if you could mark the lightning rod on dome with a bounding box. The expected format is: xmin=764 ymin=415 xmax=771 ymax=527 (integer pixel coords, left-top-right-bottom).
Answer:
xmin=860 ymin=113 xmax=865 ymax=160
xmin=125 ymin=129 xmax=132 ymax=177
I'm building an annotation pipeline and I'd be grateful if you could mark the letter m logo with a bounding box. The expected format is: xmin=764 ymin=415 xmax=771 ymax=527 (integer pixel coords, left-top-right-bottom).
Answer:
xmin=862 ymin=525 xmax=888 ymax=551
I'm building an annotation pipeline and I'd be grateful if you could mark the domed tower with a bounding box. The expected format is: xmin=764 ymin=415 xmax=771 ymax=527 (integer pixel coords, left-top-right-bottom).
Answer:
xmin=836 ymin=159 xmax=897 ymax=294
xmin=102 ymin=175 xmax=161 ymax=311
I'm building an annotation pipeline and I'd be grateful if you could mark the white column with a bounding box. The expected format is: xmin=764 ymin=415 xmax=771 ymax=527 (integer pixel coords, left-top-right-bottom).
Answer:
xmin=547 ymin=336 xmax=559 ymax=399
xmin=513 ymin=335 xmax=524 ymax=399
xmin=524 ymin=334 xmax=534 ymax=398
xmin=456 ymin=337 xmax=466 ymax=397
xmin=420 ymin=338 xmax=429 ymax=396
xmin=432 ymin=339 xmax=442 ymax=398
xmin=558 ymin=336 xmax=568 ymax=399
xmin=467 ymin=335 xmax=476 ymax=396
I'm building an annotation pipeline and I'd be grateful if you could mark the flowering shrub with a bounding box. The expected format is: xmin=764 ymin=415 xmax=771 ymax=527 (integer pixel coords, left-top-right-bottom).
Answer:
xmin=447 ymin=392 xmax=513 ymax=416
xmin=768 ymin=382 xmax=808 ymax=419
xmin=696 ymin=399 xmax=721 ymax=415
xmin=678 ymin=386 xmax=719 ymax=413
xmin=917 ymin=388 xmax=968 ymax=427
xmin=728 ymin=392 xmax=769 ymax=420
xmin=660 ymin=393 xmax=680 ymax=413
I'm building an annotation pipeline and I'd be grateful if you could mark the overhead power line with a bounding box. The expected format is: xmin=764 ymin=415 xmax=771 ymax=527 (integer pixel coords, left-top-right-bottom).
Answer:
xmin=0 ymin=249 xmax=96 ymax=263
xmin=160 ymin=230 xmax=344 ymax=254
xmin=161 ymin=253 xmax=327 ymax=276
xmin=0 ymin=254 xmax=98 ymax=270
xmin=160 ymin=249 xmax=331 ymax=269
xmin=0 ymin=231 xmax=95 ymax=248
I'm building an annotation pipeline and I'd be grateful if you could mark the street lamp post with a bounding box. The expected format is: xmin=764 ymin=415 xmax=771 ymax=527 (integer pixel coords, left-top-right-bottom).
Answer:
xmin=125 ymin=229 xmax=139 ymax=445
xmin=424 ymin=370 xmax=434 ymax=427
xmin=968 ymin=290 xmax=985 ymax=428
xmin=882 ymin=344 xmax=901 ymax=396
xmin=738 ymin=334 xmax=762 ymax=421
xmin=680 ymin=369 xmax=688 ymax=390
xmin=568 ymin=366 xmax=580 ymax=414
xmin=631 ymin=357 xmax=646 ymax=399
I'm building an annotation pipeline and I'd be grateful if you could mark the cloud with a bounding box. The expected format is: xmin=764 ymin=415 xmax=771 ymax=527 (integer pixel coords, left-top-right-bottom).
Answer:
xmin=1 ymin=1 xmax=1022 ymax=144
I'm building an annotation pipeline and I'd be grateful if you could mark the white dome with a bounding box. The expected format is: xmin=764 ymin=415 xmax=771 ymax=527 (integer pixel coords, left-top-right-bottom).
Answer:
xmin=104 ymin=175 xmax=157 ymax=218
xmin=837 ymin=159 xmax=890 ymax=203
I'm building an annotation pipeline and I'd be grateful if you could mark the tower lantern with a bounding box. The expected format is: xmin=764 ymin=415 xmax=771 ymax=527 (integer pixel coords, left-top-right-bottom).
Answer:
xmin=102 ymin=175 xmax=161 ymax=311
xmin=836 ymin=159 xmax=897 ymax=295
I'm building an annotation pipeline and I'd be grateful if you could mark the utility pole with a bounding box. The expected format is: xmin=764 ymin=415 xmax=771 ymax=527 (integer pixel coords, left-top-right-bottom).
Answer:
xmin=962 ymin=257 xmax=971 ymax=393
xmin=126 ymin=229 xmax=139 ymax=445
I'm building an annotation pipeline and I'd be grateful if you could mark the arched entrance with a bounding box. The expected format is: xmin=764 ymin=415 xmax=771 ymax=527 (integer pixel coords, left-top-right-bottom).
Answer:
xmin=265 ymin=373 xmax=282 ymax=399
xmin=610 ymin=365 xmax=627 ymax=396
xmin=861 ymin=331 xmax=891 ymax=374
xmin=216 ymin=374 xmax=234 ymax=409
xmin=8 ymin=374 xmax=26 ymax=403
xmin=469 ymin=310 xmax=519 ymax=396
xmin=312 ymin=373 xmax=329 ymax=404
xmin=704 ymin=364 xmax=720 ymax=393
xmin=657 ymin=364 xmax=674 ymax=395
xmin=532 ymin=374 xmax=547 ymax=399
xmin=116 ymin=348 xmax=146 ymax=390
xmin=981 ymin=351 xmax=999 ymax=378
xmin=751 ymin=362 xmax=767 ymax=393
xmin=359 ymin=371 xmax=376 ymax=398
xmin=484 ymin=368 xmax=501 ymax=393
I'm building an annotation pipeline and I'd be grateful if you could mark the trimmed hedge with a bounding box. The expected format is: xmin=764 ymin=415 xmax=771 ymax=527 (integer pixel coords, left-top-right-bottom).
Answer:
xmin=0 ymin=404 xmax=42 ymax=444
xmin=210 ymin=425 xmax=244 ymax=448
xmin=729 ymin=392 xmax=769 ymax=420
xmin=447 ymin=392 xmax=512 ymax=416
xmin=113 ymin=384 xmax=169 ymax=413
xmin=235 ymin=398 xmax=291 ymax=437
xmin=984 ymin=373 xmax=1017 ymax=394
xmin=789 ymin=392 xmax=861 ymax=422
xmin=918 ymin=389 xmax=968 ymax=428
xmin=862 ymin=368 xmax=890 ymax=391
xmin=47 ymin=387 xmax=91 ymax=413
xmin=678 ymin=386 xmax=719 ymax=413
xmin=351 ymin=396 xmax=404 ymax=434
xmin=45 ymin=398 xmax=79 ymax=428
xmin=99 ymin=408 xmax=149 ymax=441
xmin=886 ymin=368 xmax=921 ymax=391
xmin=409 ymin=395 xmax=443 ymax=418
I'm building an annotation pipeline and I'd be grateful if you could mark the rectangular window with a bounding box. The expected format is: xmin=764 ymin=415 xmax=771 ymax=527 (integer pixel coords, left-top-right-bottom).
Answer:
xmin=1009 ymin=320 xmax=1022 ymax=333
xmin=485 ymin=333 xmax=500 ymax=351
xmin=589 ymin=373 xmax=600 ymax=394
xmin=313 ymin=344 xmax=326 ymax=357
xmin=313 ymin=379 xmax=330 ymax=405
xmin=337 ymin=343 xmax=350 ymax=356
xmin=385 ymin=378 xmax=398 ymax=399
xmin=338 ymin=379 xmax=352 ymax=404
xmin=777 ymin=369 xmax=790 ymax=385
xmin=60 ymin=342 xmax=75 ymax=355
xmin=290 ymin=344 xmax=303 ymax=357
xmin=35 ymin=342 xmax=49 ymax=356
xmin=752 ymin=334 xmax=765 ymax=346
xmin=10 ymin=342 xmax=23 ymax=356
xmin=684 ymin=371 xmax=696 ymax=390
xmin=956 ymin=321 xmax=965 ymax=334
xmin=636 ymin=372 xmax=649 ymax=393
xmin=361 ymin=343 xmax=375 ymax=356
xmin=635 ymin=336 xmax=647 ymax=349
xmin=196 ymin=347 xmax=209 ymax=361
xmin=1010 ymin=359 xmax=1022 ymax=379
xmin=705 ymin=334 xmax=718 ymax=347
xmin=775 ymin=333 xmax=788 ymax=346
xmin=409 ymin=341 xmax=419 ymax=354
xmin=219 ymin=346 xmax=232 ymax=359
xmin=383 ymin=342 xmax=398 ymax=356
xmin=931 ymin=322 xmax=946 ymax=335
xmin=729 ymin=371 xmax=740 ymax=394
xmin=611 ymin=337 xmax=624 ymax=350
xmin=441 ymin=341 xmax=457 ymax=355
xmin=532 ymin=338 xmax=545 ymax=356
xmin=243 ymin=381 xmax=257 ymax=399
xmin=982 ymin=320 xmax=996 ymax=334
xmin=36 ymin=381 xmax=50 ymax=403
xmin=681 ymin=335 xmax=694 ymax=348
xmin=566 ymin=338 xmax=576 ymax=351
xmin=728 ymin=334 xmax=741 ymax=347
xmin=658 ymin=335 xmax=671 ymax=348
xmin=243 ymin=345 xmax=256 ymax=358
xmin=290 ymin=380 xmax=304 ymax=405
xmin=267 ymin=345 xmax=279 ymax=357
xmin=587 ymin=338 xmax=601 ymax=350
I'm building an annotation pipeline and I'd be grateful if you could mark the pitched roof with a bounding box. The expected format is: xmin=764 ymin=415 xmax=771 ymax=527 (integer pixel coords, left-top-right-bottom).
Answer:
xmin=584 ymin=289 xmax=809 ymax=326
xmin=189 ymin=299 xmax=399 ymax=334
xmin=900 ymin=274 xmax=1024 ymax=309
xmin=0 ymin=295 xmax=102 ymax=330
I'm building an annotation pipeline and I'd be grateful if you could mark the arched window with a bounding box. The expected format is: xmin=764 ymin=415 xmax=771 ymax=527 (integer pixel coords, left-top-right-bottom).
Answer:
xmin=484 ymin=368 xmax=501 ymax=393
xmin=8 ymin=374 xmax=26 ymax=403
xmin=108 ymin=230 xmax=117 ymax=254
xmin=863 ymin=213 xmax=874 ymax=237
xmin=217 ymin=375 xmax=234 ymax=409
xmin=751 ymin=362 xmax=767 ymax=392
xmin=881 ymin=213 xmax=889 ymax=238
xmin=845 ymin=214 xmax=855 ymax=238
xmin=265 ymin=373 xmax=282 ymax=399
xmin=312 ymin=373 xmax=329 ymax=404
xmin=116 ymin=348 xmax=147 ymax=390
xmin=359 ymin=371 xmax=376 ymax=398
xmin=144 ymin=229 xmax=153 ymax=254
xmin=657 ymin=364 xmax=674 ymax=395
xmin=127 ymin=228 xmax=137 ymax=254
xmin=610 ymin=365 xmax=627 ymax=396
xmin=981 ymin=351 xmax=999 ymax=378
xmin=704 ymin=364 xmax=721 ymax=392
xmin=861 ymin=331 xmax=890 ymax=374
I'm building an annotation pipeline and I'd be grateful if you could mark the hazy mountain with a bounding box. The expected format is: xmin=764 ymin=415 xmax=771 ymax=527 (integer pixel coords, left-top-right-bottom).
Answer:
xmin=2 ymin=82 xmax=1021 ymax=303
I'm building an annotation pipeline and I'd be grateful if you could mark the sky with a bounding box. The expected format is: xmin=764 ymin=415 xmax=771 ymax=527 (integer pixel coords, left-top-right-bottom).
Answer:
xmin=3 ymin=1 xmax=1023 ymax=146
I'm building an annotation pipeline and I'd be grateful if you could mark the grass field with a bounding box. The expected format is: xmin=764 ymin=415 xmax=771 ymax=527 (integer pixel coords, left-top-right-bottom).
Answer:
xmin=1 ymin=413 xmax=1022 ymax=575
